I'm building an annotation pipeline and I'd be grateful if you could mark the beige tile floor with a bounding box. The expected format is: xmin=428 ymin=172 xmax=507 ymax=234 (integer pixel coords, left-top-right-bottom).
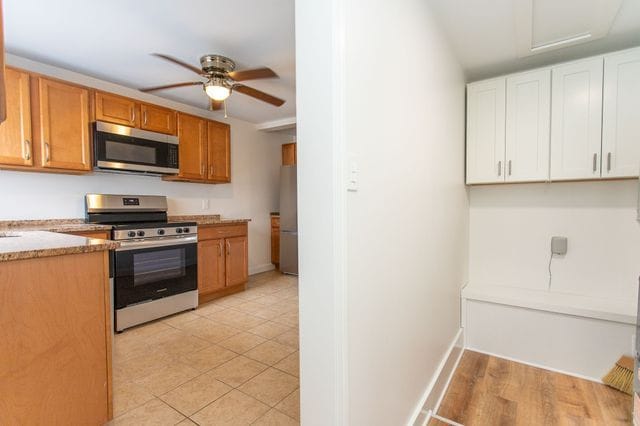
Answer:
xmin=109 ymin=271 xmax=300 ymax=426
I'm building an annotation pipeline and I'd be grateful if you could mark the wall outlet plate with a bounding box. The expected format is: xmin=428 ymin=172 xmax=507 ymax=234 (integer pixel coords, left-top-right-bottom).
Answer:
xmin=551 ymin=236 xmax=568 ymax=255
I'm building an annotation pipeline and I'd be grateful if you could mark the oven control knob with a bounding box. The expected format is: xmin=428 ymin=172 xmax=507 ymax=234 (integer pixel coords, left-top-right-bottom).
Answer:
xmin=137 ymin=231 xmax=145 ymax=237
xmin=157 ymin=229 xmax=165 ymax=236
xmin=183 ymin=227 xmax=190 ymax=233
xmin=176 ymin=228 xmax=183 ymax=234
xmin=127 ymin=231 xmax=136 ymax=238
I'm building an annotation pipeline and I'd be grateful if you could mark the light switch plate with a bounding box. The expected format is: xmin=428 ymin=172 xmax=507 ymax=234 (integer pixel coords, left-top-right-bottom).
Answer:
xmin=551 ymin=236 xmax=568 ymax=255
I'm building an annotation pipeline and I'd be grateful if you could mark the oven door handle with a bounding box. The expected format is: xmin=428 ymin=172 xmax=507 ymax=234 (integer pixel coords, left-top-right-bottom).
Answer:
xmin=115 ymin=235 xmax=198 ymax=252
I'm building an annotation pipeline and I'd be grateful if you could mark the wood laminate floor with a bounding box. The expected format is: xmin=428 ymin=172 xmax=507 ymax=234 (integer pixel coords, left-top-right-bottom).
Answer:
xmin=430 ymin=350 xmax=632 ymax=426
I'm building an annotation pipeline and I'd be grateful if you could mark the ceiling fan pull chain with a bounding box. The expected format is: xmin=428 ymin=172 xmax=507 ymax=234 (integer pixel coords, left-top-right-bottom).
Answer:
xmin=224 ymin=100 xmax=228 ymax=119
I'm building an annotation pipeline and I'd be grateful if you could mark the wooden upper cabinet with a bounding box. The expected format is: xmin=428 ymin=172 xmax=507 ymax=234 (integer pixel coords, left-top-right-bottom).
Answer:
xmin=140 ymin=103 xmax=176 ymax=135
xmin=207 ymin=120 xmax=230 ymax=182
xmin=0 ymin=68 xmax=32 ymax=166
xmin=176 ymin=113 xmax=207 ymax=180
xmin=94 ymin=92 xmax=138 ymax=127
xmin=198 ymin=238 xmax=226 ymax=294
xmin=225 ymin=235 xmax=248 ymax=287
xmin=282 ymin=143 xmax=296 ymax=166
xmin=36 ymin=77 xmax=91 ymax=171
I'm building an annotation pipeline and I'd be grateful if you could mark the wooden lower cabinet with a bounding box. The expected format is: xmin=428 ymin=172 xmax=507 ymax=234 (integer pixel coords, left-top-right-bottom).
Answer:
xmin=197 ymin=222 xmax=249 ymax=303
xmin=0 ymin=250 xmax=112 ymax=424
xmin=225 ymin=236 xmax=248 ymax=286
xmin=198 ymin=238 xmax=226 ymax=294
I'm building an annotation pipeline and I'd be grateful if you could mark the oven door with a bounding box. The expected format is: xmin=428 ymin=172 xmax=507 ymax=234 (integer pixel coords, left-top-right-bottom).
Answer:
xmin=93 ymin=122 xmax=179 ymax=175
xmin=114 ymin=237 xmax=197 ymax=309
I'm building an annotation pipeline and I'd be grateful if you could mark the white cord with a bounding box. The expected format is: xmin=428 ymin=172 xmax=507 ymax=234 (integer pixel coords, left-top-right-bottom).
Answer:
xmin=548 ymin=252 xmax=555 ymax=290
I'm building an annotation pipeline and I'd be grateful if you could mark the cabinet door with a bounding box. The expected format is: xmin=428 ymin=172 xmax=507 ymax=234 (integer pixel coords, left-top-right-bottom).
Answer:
xmin=271 ymin=216 xmax=280 ymax=266
xmin=198 ymin=239 xmax=226 ymax=294
xmin=466 ymin=77 xmax=506 ymax=184
xmin=505 ymin=69 xmax=551 ymax=182
xmin=602 ymin=48 xmax=640 ymax=178
xmin=140 ymin=103 xmax=177 ymax=135
xmin=282 ymin=143 xmax=296 ymax=166
xmin=37 ymin=78 xmax=91 ymax=171
xmin=177 ymin=113 xmax=207 ymax=180
xmin=94 ymin=92 xmax=138 ymax=127
xmin=550 ymin=58 xmax=603 ymax=180
xmin=225 ymin=236 xmax=248 ymax=287
xmin=207 ymin=120 xmax=231 ymax=182
xmin=0 ymin=68 xmax=32 ymax=166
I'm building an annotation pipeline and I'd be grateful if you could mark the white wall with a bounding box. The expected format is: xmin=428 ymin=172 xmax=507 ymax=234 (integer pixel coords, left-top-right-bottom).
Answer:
xmin=469 ymin=181 xmax=640 ymax=301
xmin=343 ymin=1 xmax=468 ymax=424
xmin=0 ymin=54 xmax=290 ymax=274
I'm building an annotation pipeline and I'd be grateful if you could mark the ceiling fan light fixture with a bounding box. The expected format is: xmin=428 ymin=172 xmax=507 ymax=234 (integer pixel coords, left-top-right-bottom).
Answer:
xmin=204 ymin=78 xmax=231 ymax=101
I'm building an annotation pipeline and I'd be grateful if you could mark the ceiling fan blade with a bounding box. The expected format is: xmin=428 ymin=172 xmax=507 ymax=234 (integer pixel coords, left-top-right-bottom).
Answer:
xmin=228 ymin=67 xmax=278 ymax=81
xmin=151 ymin=53 xmax=203 ymax=75
xmin=232 ymin=84 xmax=285 ymax=106
xmin=209 ymin=99 xmax=224 ymax=111
xmin=139 ymin=81 xmax=203 ymax=92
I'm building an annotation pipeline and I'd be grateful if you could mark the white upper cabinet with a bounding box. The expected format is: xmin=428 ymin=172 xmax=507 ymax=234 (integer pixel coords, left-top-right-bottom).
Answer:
xmin=466 ymin=77 xmax=506 ymax=184
xmin=602 ymin=47 xmax=640 ymax=178
xmin=550 ymin=57 xmax=604 ymax=180
xmin=505 ymin=69 xmax=551 ymax=182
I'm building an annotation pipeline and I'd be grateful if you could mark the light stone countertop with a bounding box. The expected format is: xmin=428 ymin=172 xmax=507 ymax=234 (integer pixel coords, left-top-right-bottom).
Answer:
xmin=0 ymin=231 xmax=119 ymax=262
xmin=168 ymin=215 xmax=251 ymax=225
xmin=0 ymin=219 xmax=113 ymax=233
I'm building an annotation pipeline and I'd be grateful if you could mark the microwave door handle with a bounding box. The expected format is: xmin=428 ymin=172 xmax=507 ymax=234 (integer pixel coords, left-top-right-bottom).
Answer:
xmin=116 ymin=235 xmax=197 ymax=251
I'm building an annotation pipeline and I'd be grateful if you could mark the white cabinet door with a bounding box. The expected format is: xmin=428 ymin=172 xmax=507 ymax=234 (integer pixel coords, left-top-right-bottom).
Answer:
xmin=602 ymin=47 xmax=640 ymax=178
xmin=466 ymin=77 xmax=506 ymax=184
xmin=550 ymin=57 xmax=603 ymax=180
xmin=505 ymin=69 xmax=551 ymax=182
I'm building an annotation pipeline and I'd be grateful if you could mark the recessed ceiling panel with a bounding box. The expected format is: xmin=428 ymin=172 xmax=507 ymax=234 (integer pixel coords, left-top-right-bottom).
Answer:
xmin=516 ymin=0 xmax=623 ymax=56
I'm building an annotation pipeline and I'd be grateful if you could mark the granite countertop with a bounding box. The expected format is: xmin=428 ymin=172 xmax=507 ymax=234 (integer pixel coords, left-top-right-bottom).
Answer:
xmin=168 ymin=215 xmax=251 ymax=225
xmin=0 ymin=231 xmax=119 ymax=262
xmin=0 ymin=219 xmax=112 ymax=233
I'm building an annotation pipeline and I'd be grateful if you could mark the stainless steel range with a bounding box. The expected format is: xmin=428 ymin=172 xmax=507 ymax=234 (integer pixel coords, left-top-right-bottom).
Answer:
xmin=85 ymin=194 xmax=198 ymax=332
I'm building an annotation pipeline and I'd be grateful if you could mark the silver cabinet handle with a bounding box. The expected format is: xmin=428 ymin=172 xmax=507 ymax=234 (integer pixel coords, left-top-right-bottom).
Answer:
xmin=131 ymin=109 xmax=136 ymax=123
xmin=209 ymin=165 xmax=214 ymax=176
xmin=607 ymin=152 xmax=612 ymax=172
xmin=497 ymin=161 xmax=502 ymax=177
xmin=508 ymin=160 xmax=512 ymax=176
xmin=24 ymin=140 xmax=31 ymax=160
xmin=143 ymin=111 xmax=148 ymax=125
xmin=201 ymin=164 xmax=205 ymax=176
xmin=45 ymin=142 xmax=51 ymax=162
xmin=217 ymin=242 xmax=222 ymax=257
xmin=592 ymin=153 xmax=597 ymax=173
xmin=226 ymin=241 xmax=230 ymax=256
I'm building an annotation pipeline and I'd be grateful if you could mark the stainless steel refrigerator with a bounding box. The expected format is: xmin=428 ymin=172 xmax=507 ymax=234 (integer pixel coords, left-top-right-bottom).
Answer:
xmin=279 ymin=165 xmax=298 ymax=275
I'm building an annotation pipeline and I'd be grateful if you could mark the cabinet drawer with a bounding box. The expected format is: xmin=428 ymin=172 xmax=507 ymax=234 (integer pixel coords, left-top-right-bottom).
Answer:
xmin=199 ymin=223 xmax=247 ymax=240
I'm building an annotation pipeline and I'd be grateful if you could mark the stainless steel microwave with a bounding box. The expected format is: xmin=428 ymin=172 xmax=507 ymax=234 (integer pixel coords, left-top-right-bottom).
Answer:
xmin=93 ymin=121 xmax=179 ymax=175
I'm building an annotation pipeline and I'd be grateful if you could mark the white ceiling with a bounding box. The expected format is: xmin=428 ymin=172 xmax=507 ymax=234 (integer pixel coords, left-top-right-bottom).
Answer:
xmin=427 ymin=0 xmax=640 ymax=81
xmin=3 ymin=0 xmax=295 ymax=124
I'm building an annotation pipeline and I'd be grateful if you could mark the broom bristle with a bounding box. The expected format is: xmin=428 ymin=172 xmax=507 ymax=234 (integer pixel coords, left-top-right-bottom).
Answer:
xmin=602 ymin=356 xmax=634 ymax=396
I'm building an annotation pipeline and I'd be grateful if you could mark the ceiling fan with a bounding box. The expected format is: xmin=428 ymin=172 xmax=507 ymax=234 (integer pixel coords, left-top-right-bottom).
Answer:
xmin=139 ymin=53 xmax=285 ymax=111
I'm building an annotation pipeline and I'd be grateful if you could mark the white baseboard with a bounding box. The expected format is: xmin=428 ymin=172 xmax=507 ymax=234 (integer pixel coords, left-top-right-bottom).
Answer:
xmin=410 ymin=328 xmax=465 ymax=426
xmin=249 ymin=263 xmax=276 ymax=275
